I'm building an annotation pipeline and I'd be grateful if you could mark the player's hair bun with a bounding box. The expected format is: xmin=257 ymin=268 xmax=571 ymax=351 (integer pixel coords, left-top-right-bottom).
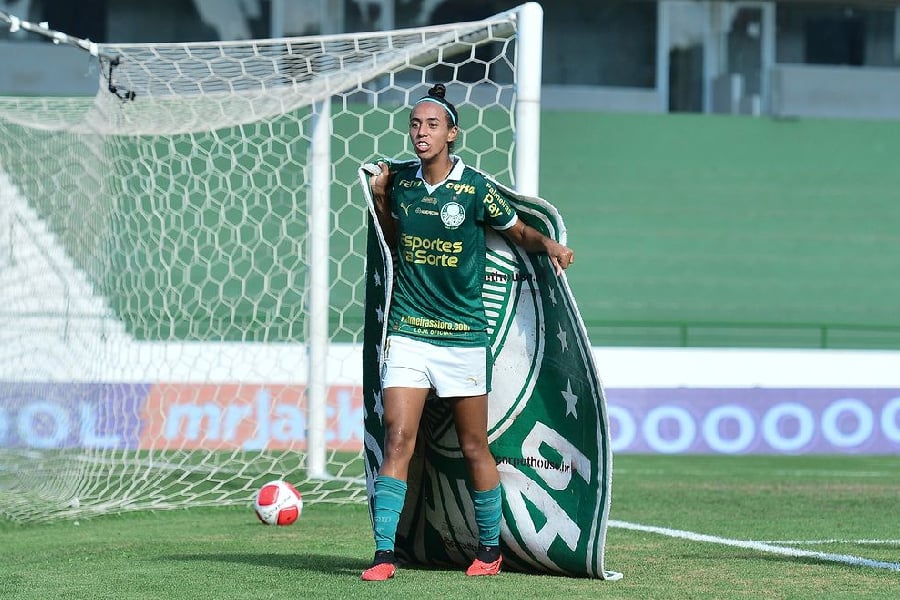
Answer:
xmin=415 ymin=83 xmax=458 ymax=128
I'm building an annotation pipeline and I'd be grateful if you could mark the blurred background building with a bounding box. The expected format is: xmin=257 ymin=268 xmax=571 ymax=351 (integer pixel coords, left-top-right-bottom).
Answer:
xmin=2 ymin=0 xmax=900 ymax=119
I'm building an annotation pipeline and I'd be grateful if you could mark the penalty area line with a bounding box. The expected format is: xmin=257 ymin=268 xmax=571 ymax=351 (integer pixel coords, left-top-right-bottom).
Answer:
xmin=609 ymin=519 xmax=900 ymax=572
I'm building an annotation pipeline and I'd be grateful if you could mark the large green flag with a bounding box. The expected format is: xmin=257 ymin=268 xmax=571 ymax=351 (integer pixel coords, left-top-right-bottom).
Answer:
xmin=359 ymin=161 xmax=619 ymax=579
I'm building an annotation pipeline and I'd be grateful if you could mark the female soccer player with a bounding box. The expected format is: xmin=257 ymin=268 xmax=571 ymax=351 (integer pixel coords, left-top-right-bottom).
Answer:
xmin=362 ymin=84 xmax=575 ymax=581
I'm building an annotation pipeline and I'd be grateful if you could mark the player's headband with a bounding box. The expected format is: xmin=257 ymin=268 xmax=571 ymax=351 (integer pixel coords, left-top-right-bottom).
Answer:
xmin=414 ymin=97 xmax=458 ymax=126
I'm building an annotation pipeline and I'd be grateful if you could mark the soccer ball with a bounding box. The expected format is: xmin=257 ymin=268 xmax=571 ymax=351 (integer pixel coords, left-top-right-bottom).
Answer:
xmin=254 ymin=480 xmax=303 ymax=526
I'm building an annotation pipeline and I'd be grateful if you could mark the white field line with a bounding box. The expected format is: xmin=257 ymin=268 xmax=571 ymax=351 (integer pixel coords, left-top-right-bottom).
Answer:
xmin=764 ymin=539 xmax=900 ymax=546
xmin=609 ymin=520 xmax=900 ymax=572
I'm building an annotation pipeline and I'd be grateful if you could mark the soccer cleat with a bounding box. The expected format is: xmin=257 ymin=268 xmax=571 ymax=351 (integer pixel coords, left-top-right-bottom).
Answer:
xmin=465 ymin=555 xmax=502 ymax=577
xmin=361 ymin=562 xmax=396 ymax=581
xmin=361 ymin=550 xmax=396 ymax=581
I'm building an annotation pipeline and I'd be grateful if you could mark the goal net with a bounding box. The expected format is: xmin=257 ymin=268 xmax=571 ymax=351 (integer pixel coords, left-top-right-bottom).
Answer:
xmin=0 ymin=5 xmax=540 ymax=523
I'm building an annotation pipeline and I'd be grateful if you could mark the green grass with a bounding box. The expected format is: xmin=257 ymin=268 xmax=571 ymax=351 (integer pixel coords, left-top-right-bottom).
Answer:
xmin=2 ymin=454 xmax=898 ymax=599
xmin=542 ymin=112 xmax=900 ymax=348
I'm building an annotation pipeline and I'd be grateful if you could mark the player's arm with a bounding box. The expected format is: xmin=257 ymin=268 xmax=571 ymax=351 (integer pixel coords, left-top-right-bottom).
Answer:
xmin=500 ymin=218 xmax=574 ymax=276
xmin=368 ymin=161 xmax=397 ymax=248
xmin=484 ymin=180 xmax=574 ymax=275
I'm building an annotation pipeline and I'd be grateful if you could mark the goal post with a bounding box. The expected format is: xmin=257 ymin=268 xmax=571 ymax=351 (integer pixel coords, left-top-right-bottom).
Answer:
xmin=307 ymin=98 xmax=332 ymax=480
xmin=0 ymin=4 xmax=543 ymax=522
xmin=514 ymin=1 xmax=543 ymax=197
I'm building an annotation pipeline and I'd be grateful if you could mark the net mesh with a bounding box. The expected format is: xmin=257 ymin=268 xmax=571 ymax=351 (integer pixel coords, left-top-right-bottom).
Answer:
xmin=0 ymin=9 xmax=523 ymax=523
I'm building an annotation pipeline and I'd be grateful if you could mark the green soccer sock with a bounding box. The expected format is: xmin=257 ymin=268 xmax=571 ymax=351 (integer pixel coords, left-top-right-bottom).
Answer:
xmin=372 ymin=475 xmax=407 ymax=552
xmin=471 ymin=484 xmax=502 ymax=549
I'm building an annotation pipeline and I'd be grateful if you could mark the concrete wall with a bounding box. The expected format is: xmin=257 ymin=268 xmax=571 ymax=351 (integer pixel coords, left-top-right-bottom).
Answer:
xmin=542 ymin=84 xmax=664 ymax=113
xmin=0 ymin=41 xmax=99 ymax=96
xmin=770 ymin=64 xmax=900 ymax=119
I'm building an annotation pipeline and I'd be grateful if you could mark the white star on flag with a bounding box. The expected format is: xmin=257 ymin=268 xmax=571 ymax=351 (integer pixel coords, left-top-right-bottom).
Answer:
xmin=548 ymin=286 xmax=558 ymax=306
xmin=376 ymin=305 xmax=384 ymax=323
xmin=373 ymin=388 xmax=384 ymax=420
xmin=556 ymin=322 xmax=568 ymax=352
xmin=562 ymin=379 xmax=578 ymax=418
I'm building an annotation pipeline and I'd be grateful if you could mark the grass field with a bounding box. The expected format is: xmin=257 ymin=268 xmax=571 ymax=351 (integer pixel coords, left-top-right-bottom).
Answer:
xmin=1 ymin=454 xmax=897 ymax=599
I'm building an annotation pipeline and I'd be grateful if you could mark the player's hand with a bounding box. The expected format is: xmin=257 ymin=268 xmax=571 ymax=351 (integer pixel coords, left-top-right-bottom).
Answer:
xmin=547 ymin=242 xmax=575 ymax=276
xmin=368 ymin=161 xmax=392 ymax=209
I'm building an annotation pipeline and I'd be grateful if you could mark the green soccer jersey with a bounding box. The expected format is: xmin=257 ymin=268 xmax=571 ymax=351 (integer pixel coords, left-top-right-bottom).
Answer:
xmin=387 ymin=157 xmax=519 ymax=347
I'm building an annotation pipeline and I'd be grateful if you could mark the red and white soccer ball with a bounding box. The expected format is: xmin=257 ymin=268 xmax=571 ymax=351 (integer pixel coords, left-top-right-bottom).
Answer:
xmin=254 ymin=480 xmax=303 ymax=526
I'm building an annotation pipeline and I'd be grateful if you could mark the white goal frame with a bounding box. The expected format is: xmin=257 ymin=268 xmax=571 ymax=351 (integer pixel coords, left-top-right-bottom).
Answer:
xmin=0 ymin=2 xmax=544 ymax=520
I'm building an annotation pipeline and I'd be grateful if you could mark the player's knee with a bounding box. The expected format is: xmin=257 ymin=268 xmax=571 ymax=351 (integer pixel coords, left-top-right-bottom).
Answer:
xmin=384 ymin=429 xmax=417 ymax=458
xmin=458 ymin=437 xmax=491 ymax=462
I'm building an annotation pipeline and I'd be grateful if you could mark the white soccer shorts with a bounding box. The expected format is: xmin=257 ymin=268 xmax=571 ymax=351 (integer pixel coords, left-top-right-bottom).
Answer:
xmin=381 ymin=335 xmax=490 ymax=397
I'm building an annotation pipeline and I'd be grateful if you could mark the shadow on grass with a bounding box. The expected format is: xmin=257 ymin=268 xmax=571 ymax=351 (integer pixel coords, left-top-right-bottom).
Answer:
xmin=164 ymin=552 xmax=366 ymax=575
xmin=163 ymin=551 xmax=510 ymax=579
